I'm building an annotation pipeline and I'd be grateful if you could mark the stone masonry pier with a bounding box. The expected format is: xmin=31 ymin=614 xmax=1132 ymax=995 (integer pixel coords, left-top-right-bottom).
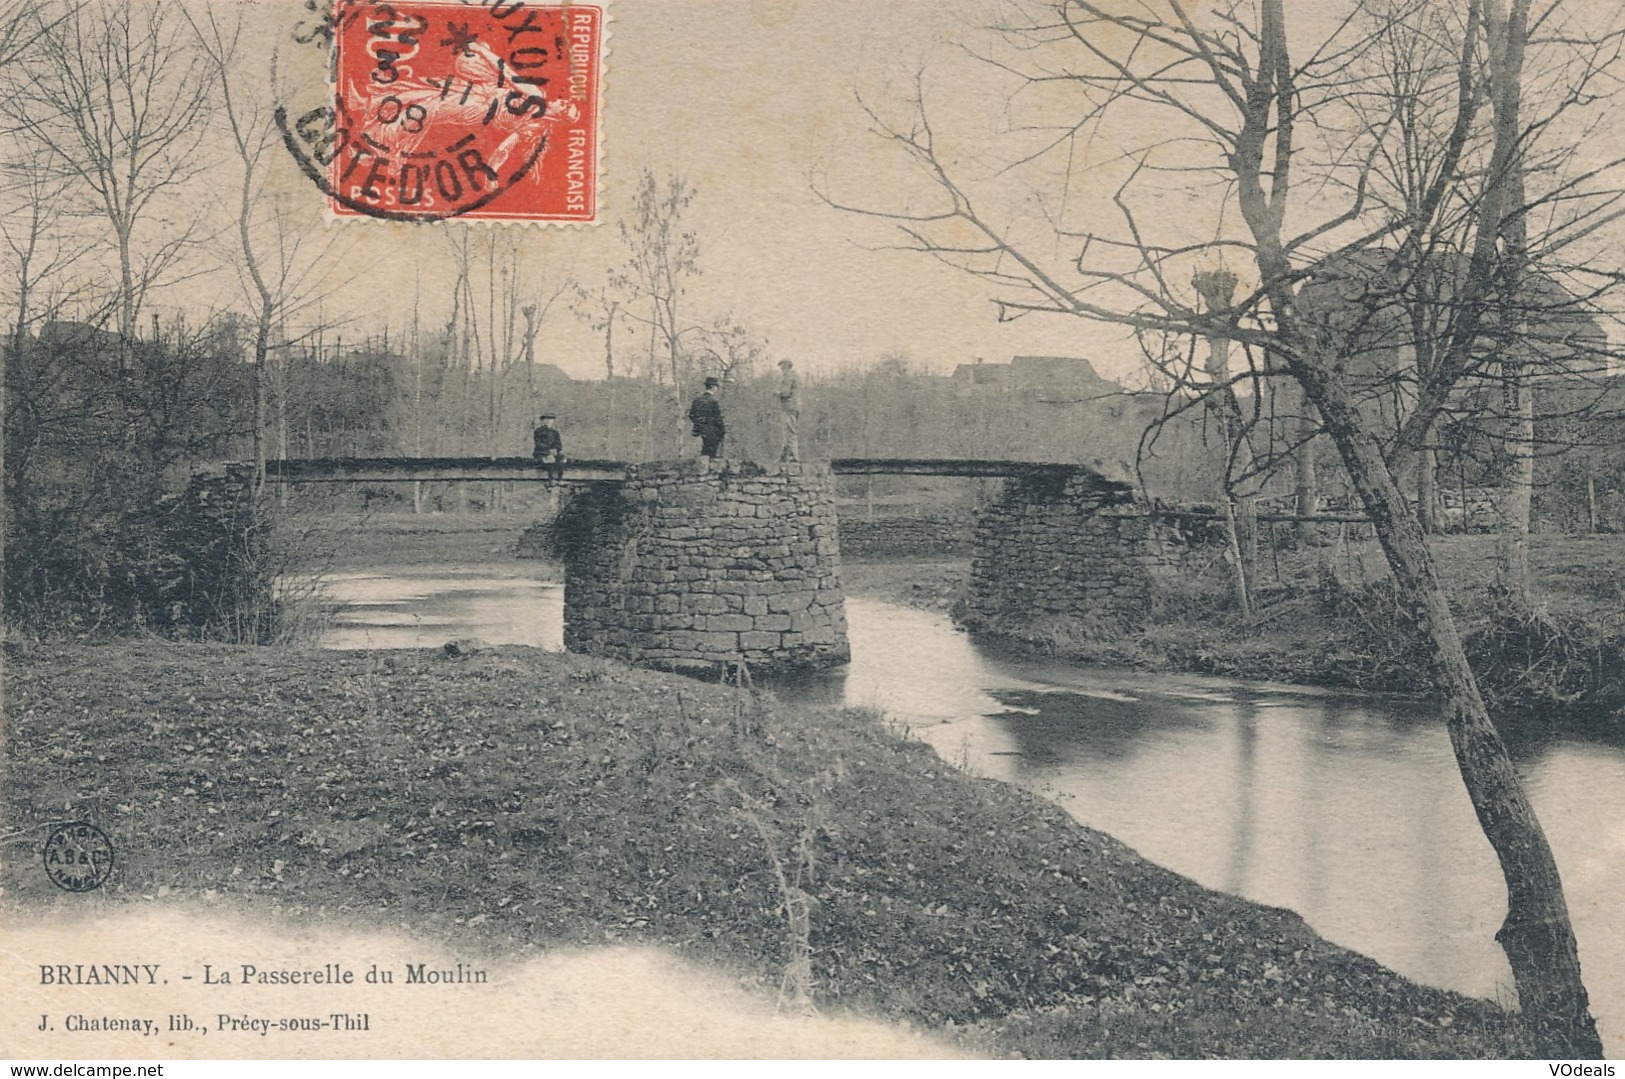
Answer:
xmin=555 ymin=459 xmax=850 ymax=672
xmin=960 ymin=470 xmax=1198 ymax=638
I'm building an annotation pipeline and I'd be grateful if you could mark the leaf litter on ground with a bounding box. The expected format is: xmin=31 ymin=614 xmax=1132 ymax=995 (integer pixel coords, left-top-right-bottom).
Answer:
xmin=2 ymin=641 xmax=1529 ymax=1059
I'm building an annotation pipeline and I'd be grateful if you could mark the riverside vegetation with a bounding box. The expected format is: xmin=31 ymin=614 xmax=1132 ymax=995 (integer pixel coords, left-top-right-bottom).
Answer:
xmin=831 ymin=505 xmax=1625 ymax=739
xmin=950 ymin=528 xmax=1625 ymax=741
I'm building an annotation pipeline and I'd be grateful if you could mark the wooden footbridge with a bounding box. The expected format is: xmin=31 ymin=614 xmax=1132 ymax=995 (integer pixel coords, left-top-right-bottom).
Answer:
xmin=248 ymin=454 xmax=1231 ymax=671
xmin=263 ymin=455 xmax=1134 ymax=490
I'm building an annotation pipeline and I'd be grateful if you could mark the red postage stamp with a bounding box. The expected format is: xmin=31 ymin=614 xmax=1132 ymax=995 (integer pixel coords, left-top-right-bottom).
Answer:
xmin=327 ymin=1 xmax=603 ymax=223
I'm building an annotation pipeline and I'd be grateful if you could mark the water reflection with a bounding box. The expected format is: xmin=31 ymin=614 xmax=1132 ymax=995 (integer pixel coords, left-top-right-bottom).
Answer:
xmin=319 ymin=569 xmax=563 ymax=650
xmin=810 ymin=598 xmax=1623 ymax=1053
xmin=985 ymin=687 xmax=1207 ymax=763
xmin=312 ymin=575 xmax=1624 ymax=1054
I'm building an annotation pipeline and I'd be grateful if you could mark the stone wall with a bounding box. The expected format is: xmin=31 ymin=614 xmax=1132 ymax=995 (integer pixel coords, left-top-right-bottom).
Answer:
xmin=961 ymin=473 xmax=1182 ymax=636
xmin=835 ymin=512 xmax=974 ymax=558
xmin=559 ymin=460 xmax=850 ymax=672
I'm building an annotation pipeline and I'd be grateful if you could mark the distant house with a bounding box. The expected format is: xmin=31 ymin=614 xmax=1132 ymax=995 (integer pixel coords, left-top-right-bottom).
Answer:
xmin=37 ymin=320 xmax=124 ymax=351
xmin=1008 ymin=355 xmax=1117 ymax=402
xmin=532 ymin=363 xmax=573 ymax=383
xmin=1298 ymin=249 xmax=1609 ymax=385
xmin=951 ymin=355 xmax=1121 ymax=401
xmin=1513 ymin=274 xmax=1610 ymax=381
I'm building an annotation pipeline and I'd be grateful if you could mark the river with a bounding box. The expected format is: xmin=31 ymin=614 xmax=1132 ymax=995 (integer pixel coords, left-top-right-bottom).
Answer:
xmin=318 ymin=567 xmax=1625 ymax=1053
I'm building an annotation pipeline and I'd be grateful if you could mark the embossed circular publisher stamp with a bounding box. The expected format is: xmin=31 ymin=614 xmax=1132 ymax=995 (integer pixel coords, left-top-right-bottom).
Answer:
xmin=42 ymin=822 xmax=114 ymax=893
xmin=279 ymin=0 xmax=604 ymax=223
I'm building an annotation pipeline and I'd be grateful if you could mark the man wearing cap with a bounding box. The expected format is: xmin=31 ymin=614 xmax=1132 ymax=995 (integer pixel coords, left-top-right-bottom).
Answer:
xmin=532 ymin=413 xmax=565 ymax=481
xmin=688 ymin=377 xmax=725 ymax=458
xmin=775 ymin=358 xmax=801 ymax=461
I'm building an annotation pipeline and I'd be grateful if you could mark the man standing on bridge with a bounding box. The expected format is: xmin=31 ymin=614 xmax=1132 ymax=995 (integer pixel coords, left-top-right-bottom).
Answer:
xmin=532 ymin=413 xmax=565 ymax=482
xmin=776 ymin=358 xmax=801 ymax=461
xmin=689 ymin=377 xmax=725 ymax=459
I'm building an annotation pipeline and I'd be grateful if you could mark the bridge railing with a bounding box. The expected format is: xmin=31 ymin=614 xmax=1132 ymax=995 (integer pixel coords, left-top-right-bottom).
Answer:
xmin=264 ymin=456 xmax=632 ymax=483
xmin=262 ymin=455 xmax=1135 ymax=488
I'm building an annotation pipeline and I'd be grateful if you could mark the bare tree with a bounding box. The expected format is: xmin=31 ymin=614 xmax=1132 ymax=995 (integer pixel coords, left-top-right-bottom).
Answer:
xmin=695 ymin=316 xmax=769 ymax=385
xmin=826 ymin=0 xmax=1625 ymax=1054
xmin=0 ymin=0 xmax=75 ymax=641
xmin=187 ymin=6 xmax=352 ymax=492
xmin=614 ymin=170 xmax=702 ymax=387
xmin=607 ymin=169 xmax=704 ymax=453
xmin=572 ymin=284 xmax=626 ymax=455
xmin=6 ymin=0 xmax=214 ymax=345
xmin=0 ymin=145 xmax=98 ymax=344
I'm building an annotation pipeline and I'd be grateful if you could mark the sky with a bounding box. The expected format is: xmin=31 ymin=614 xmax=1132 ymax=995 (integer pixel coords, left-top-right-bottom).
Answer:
xmin=214 ymin=0 xmax=1150 ymax=382
xmin=24 ymin=0 xmax=1625 ymax=384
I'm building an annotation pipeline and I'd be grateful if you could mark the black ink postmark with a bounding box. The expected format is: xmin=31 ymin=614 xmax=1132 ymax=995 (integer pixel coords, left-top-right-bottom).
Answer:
xmin=42 ymin=822 xmax=114 ymax=892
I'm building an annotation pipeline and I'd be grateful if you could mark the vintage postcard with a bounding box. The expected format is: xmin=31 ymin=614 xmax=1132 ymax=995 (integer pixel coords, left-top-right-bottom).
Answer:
xmin=3 ymin=0 xmax=1624 ymax=1067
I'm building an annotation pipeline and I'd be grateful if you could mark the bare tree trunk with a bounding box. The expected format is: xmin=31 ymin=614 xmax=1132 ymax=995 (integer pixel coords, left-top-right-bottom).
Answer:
xmin=1496 ymin=372 xmax=1535 ymax=602
xmin=643 ymin=329 xmax=656 ymax=462
xmin=1193 ymin=268 xmax=1255 ymax=613
xmin=1253 ymin=0 xmax=1594 ymax=1046
xmin=1486 ymin=0 xmax=1534 ymax=604
xmin=1222 ymin=500 xmax=1252 ymax=619
xmin=1293 ymin=353 xmax=1600 ymax=1056
xmin=1 ymin=335 xmax=8 ymax=641
xmin=1294 ymin=397 xmax=1319 ymax=543
xmin=1417 ymin=433 xmax=1439 ymax=535
xmin=1234 ymin=2 xmax=1596 ymax=1040
xmin=275 ymin=343 xmax=288 ymax=510
xmin=412 ymin=284 xmax=424 ymax=514
xmin=487 ymin=241 xmax=501 ymax=513
xmin=252 ymin=317 xmax=268 ymax=495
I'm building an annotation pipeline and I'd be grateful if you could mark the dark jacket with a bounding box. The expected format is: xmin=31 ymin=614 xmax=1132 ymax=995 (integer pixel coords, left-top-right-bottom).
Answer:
xmin=533 ymin=425 xmax=564 ymax=458
xmin=688 ymin=392 xmax=723 ymax=436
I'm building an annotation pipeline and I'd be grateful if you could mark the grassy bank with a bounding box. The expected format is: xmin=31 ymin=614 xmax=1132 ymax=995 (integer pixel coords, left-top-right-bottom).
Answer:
xmin=2 ymin=642 xmax=1524 ymax=1058
xmin=292 ymin=510 xmax=542 ymax=571
xmin=1144 ymin=533 xmax=1625 ymax=695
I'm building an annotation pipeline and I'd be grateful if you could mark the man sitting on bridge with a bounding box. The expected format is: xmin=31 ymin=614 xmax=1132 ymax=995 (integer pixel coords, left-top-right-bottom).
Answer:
xmin=532 ymin=413 xmax=565 ymax=482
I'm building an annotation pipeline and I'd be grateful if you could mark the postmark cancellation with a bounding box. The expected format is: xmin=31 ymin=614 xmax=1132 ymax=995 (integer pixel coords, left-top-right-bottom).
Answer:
xmin=280 ymin=1 xmax=604 ymax=224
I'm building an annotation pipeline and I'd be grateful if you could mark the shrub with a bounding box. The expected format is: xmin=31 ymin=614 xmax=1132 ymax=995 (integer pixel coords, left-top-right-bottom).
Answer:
xmin=1465 ymin=597 xmax=1625 ymax=731
xmin=5 ymin=470 xmax=286 ymax=642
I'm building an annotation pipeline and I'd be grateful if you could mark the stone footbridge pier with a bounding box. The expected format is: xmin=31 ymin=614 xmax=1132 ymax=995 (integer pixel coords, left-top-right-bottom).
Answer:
xmin=263 ymin=455 xmax=1197 ymax=672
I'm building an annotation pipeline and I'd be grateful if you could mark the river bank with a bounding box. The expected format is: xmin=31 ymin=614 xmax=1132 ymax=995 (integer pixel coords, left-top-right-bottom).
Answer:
xmin=853 ymin=533 xmax=1625 ymax=735
xmin=2 ymin=640 xmax=1527 ymax=1058
xmin=305 ymin=510 xmax=1625 ymax=704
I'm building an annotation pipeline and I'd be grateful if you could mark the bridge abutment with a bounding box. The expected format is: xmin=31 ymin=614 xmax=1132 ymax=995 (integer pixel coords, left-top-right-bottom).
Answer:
xmin=962 ymin=472 xmax=1185 ymax=638
xmin=556 ymin=459 xmax=850 ymax=672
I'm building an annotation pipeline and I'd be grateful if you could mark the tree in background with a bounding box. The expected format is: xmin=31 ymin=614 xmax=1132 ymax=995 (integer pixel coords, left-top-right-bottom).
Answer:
xmin=6 ymin=0 xmax=213 ymax=347
xmin=603 ymin=170 xmax=702 ymax=456
xmin=0 ymin=0 xmax=272 ymax=635
xmin=612 ymin=170 xmax=701 ymax=391
xmin=189 ymin=5 xmax=353 ymax=493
